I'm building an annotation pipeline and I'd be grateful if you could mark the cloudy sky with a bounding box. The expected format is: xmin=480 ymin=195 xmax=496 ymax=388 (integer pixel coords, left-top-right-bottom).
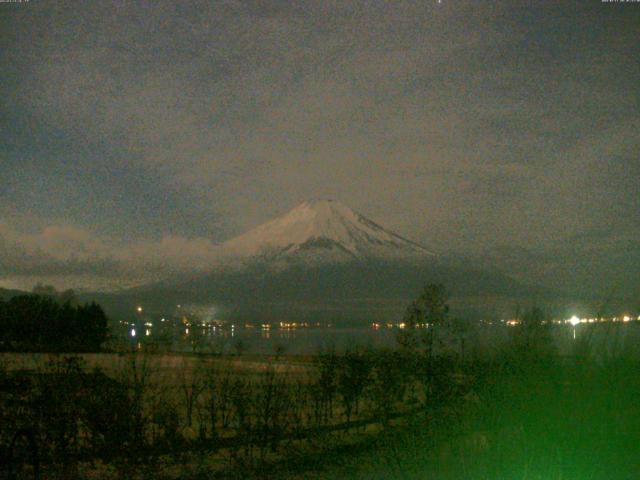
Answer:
xmin=1 ymin=0 xmax=638 ymax=295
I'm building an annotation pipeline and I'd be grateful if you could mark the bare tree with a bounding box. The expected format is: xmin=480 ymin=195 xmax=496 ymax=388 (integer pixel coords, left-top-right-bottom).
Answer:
xmin=253 ymin=363 xmax=291 ymax=461
xmin=229 ymin=377 xmax=252 ymax=447
xmin=313 ymin=349 xmax=338 ymax=425
xmin=399 ymin=283 xmax=450 ymax=358
xmin=199 ymin=363 xmax=233 ymax=442
xmin=116 ymin=353 xmax=157 ymax=449
xmin=337 ymin=348 xmax=372 ymax=422
xmin=178 ymin=359 xmax=206 ymax=429
xmin=367 ymin=350 xmax=409 ymax=427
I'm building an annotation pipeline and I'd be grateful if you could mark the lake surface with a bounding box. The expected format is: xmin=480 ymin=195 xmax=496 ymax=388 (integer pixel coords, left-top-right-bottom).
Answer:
xmin=171 ymin=321 xmax=640 ymax=357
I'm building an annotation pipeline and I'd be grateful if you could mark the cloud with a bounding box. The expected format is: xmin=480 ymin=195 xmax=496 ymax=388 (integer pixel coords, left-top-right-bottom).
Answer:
xmin=0 ymin=222 xmax=222 ymax=290
xmin=1 ymin=1 xmax=638 ymax=295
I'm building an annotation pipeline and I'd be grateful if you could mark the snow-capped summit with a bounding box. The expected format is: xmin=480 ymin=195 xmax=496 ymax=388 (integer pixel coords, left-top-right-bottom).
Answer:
xmin=222 ymin=199 xmax=434 ymax=262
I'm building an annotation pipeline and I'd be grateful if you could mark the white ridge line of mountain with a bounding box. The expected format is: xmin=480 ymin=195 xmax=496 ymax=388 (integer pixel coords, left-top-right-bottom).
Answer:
xmin=220 ymin=199 xmax=435 ymax=262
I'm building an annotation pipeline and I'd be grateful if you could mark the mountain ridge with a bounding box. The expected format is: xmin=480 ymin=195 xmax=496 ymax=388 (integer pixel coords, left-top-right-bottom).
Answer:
xmin=221 ymin=199 xmax=434 ymax=264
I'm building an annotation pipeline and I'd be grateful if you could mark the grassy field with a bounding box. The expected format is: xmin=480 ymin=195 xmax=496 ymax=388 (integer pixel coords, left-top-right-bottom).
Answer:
xmin=2 ymin=322 xmax=640 ymax=479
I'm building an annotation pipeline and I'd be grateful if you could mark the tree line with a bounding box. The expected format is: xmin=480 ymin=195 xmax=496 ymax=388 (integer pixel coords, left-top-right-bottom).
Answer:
xmin=0 ymin=293 xmax=109 ymax=352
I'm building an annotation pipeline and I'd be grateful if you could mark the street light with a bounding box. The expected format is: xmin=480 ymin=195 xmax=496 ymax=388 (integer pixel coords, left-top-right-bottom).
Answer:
xmin=569 ymin=316 xmax=580 ymax=339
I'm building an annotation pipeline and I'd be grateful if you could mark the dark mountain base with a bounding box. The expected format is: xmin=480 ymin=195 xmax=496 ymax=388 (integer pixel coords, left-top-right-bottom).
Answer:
xmin=88 ymin=260 xmax=563 ymax=324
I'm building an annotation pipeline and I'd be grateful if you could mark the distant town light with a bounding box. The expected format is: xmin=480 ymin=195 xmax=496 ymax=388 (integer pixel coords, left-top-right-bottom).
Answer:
xmin=136 ymin=306 xmax=143 ymax=313
xmin=130 ymin=328 xmax=136 ymax=337
xmin=569 ymin=316 xmax=580 ymax=327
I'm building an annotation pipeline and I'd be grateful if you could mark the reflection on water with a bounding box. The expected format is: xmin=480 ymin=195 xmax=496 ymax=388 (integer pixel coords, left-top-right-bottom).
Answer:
xmin=169 ymin=322 xmax=640 ymax=356
xmin=166 ymin=324 xmax=399 ymax=355
xmin=129 ymin=319 xmax=640 ymax=357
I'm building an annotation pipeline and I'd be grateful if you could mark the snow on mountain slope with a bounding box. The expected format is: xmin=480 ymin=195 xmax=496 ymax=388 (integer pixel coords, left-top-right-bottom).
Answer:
xmin=222 ymin=200 xmax=434 ymax=262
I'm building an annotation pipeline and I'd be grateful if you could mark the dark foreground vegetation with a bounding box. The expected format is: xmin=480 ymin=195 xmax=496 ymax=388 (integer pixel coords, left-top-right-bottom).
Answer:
xmin=0 ymin=285 xmax=638 ymax=479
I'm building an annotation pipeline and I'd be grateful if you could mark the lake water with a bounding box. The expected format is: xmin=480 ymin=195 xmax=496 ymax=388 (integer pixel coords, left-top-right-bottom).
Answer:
xmin=172 ymin=321 xmax=640 ymax=357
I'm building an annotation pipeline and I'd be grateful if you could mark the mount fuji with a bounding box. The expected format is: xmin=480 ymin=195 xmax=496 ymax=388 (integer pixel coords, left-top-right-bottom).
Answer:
xmin=221 ymin=199 xmax=434 ymax=265
xmin=94 ymin=200 xmax=548 ymax=323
